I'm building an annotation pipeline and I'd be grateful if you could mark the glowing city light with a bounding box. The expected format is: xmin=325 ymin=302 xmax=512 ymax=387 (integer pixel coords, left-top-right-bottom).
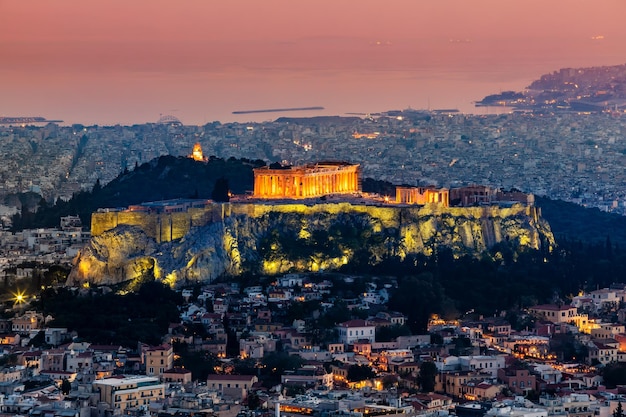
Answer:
xmin=13 ymin=290 xmax=26 ymax=304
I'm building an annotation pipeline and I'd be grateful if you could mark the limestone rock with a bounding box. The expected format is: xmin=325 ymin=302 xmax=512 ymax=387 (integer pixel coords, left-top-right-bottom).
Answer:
xmin=70 ymin=203 xmax=555 ymax=287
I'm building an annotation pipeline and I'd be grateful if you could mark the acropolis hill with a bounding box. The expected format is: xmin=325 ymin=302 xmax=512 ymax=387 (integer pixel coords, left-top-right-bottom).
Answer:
xmin=70 ymin=161 xmax=555 ymax=287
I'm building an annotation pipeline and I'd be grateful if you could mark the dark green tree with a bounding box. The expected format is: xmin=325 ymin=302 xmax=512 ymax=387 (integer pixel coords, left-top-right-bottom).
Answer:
xmin=211 ymin=177 xmax=230 ymax=202
xmin=61 ymin=378 xmax=71 ymax=395
xmin=614 ymin=402 xmax=623 ymax=417
xmin=375 ymin=324 xmax=412 ymax=342
xmin=262 ymin=352 xmax=304 ymax=385
xmin=347 ymin=364 xmax=376 ymax=382
xmin=247 ymin=392 xmax=262 ymax=410
xmin=604 ymin=363 xmax=626 ymax=388
xmin=92 ymin=178 xmax=102 ymax=193
xmin=388 ymin=274 xmax=444 ymax=334
xmin=418 ymin=361 xmax=438 ymax=392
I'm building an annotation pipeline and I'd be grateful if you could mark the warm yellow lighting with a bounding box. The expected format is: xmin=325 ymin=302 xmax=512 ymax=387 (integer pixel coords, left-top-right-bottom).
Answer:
xmin=263 ymin=260 xmax=282 ymax=275
xmin=189 ymin=143 xmax=206 ymax=162
xmin=164 ymin=273 xmax=177 ymax=288
xmin=13 ymin=290 xmax=26 ymax=304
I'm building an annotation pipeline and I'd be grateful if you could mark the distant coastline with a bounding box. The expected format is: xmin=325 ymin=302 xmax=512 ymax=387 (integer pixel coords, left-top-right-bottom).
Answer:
xmin=232 ymin=106 xmax=324 ymax=115
xmin=0 ymin=116 xmax=64 ymax=125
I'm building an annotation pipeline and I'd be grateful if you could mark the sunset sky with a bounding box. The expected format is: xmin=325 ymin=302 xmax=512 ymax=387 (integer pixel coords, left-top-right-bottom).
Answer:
xmin=1 ymin=0 xmax=625 ymax=125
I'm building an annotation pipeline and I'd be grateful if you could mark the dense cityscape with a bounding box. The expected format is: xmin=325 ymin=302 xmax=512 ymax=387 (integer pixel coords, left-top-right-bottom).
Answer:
xmin=5 ymin=0 xmax=626 ymax=417
xmin=0 ymin=101 xmax=626 ymax=417
xmin=2 ymin=109 xmax=626 ymax=221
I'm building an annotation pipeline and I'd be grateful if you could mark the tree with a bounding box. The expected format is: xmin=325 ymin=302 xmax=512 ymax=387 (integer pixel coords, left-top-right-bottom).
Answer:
xmin=211 ymin=177 xmax=230 ymax=202
xmin=376 ymin=324 xmax=412 ymax=342
xmin=61 ymin=378 xmax=71 ymax=395
xmin=247 ymin=392 xmax=262 ymax=410
xmin=347 ymin=364 xmax=376 ymax=382
xmin=418 ymin=361 xmax=438 ymax=393
xmin=388 ymin=274 xmax=444 ymax=334
xmin=92 ymin=178 xmax=102 ymax=193
xmin=614 ymin=402 xmax=623 ymax=417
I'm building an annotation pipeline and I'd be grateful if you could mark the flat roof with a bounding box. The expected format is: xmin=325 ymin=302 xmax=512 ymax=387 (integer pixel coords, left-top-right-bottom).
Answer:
xmin=93 ymin=375 xmax=161 ymax=386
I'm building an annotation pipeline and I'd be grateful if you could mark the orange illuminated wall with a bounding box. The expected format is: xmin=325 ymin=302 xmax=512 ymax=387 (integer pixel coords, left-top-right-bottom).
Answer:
xmin=396 ymin=186 xmax=449 ymax=207
xmin=253 ymin=162 xmax=360 ymax=199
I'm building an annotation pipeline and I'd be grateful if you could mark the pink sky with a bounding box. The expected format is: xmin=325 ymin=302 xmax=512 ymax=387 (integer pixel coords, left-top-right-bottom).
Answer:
xmin=1 ymin=0 xmax=625 ymax=124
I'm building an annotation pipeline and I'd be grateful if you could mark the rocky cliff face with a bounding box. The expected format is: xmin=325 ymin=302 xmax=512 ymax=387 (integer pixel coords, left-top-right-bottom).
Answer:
xmin=68 ymin=202 xmax=555 ymax=287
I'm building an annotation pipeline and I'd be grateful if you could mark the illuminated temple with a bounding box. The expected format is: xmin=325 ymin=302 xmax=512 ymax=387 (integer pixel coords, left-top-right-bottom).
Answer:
xmin=396 ymin=186 xmax=450 ymax=207
xmin=253 ymin=161 xmax=361 ymax=199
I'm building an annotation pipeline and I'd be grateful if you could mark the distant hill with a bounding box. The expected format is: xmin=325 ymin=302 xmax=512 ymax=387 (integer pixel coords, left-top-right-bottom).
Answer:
xmin=476 ymin=63 xmax=626 ymax=111
xmin=536 ymin=196 xmax=626 ymax=247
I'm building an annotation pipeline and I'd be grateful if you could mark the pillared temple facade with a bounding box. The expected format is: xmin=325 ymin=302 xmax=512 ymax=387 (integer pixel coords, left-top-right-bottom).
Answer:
xmin=396 ymin=186 xmax=450 ymax=207
xmin=253 ymin=162 xmax=361 ymax=199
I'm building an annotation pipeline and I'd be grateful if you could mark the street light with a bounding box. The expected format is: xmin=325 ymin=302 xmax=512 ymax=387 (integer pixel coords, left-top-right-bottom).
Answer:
xmin=13 ymin=290 xmax=26 ymax=305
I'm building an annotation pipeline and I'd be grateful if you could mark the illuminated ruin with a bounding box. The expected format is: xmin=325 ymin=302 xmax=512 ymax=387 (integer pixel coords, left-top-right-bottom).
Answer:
xmin=396 ymin=186 xmax=450 ymax=207
xmin=189 ymin=143 xmax=207 ymax=162
xmin=253 ymin=161 xmax=361 ymax=199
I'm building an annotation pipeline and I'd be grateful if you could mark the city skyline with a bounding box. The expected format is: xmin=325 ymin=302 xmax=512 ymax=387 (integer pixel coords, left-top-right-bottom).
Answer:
xmin=1 ymin=0 xmax=626 ymax=125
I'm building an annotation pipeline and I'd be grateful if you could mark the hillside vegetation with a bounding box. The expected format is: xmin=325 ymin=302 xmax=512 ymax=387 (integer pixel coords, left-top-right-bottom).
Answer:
xmin=12 ymin=156 xmax=626 ymax=249
xmin=11 ymin=156 xmax=264 ymax=230
xmin=536 ymin=196 xmax=626 ymax=247
xmin=12 ymin=157 xmax=626 ymax=336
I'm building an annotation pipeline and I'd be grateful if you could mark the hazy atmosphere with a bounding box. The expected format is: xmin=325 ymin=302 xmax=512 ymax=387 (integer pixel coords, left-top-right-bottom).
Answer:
xmin=2 ymin=0 xmax=626 ymax=125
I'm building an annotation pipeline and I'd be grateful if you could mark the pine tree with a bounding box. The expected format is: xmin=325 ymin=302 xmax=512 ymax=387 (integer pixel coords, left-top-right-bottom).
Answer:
xmin=211 ymin=177 xmax=230 ymax=202
xmin=614 ymin=402 xmax=623 ymax=417
xmin=61 ymin=378 xmax=71 ymax=395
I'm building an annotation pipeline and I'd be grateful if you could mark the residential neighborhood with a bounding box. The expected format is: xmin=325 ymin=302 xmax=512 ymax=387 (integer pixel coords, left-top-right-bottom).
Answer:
xmin=1 ymin=273 xmax=626 ymax=417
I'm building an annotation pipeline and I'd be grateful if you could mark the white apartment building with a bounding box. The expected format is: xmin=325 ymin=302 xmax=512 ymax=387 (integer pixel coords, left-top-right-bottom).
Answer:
xmin=336 ymin=319 xmax=376 ymax=344
xmin=459 ymin=355 xmax=506 ymax=377
xmin=93 ymin=375 xmax=165 ymax=413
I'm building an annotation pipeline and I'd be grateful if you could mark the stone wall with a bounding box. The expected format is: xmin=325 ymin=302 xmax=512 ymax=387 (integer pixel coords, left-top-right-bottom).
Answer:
xmin=91 ymin=204 xmax=226 ymax=243
xmin=77 ymin=201 xmax=553 ymax=286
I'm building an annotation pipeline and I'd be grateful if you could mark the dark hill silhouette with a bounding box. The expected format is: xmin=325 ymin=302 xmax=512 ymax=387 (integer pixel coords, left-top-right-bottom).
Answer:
xmin=536 ymin=195 xmax=626 ymax=247
xmin=11 ymin=156 xmax=626 ymax=249
xmin=12 ymin=156 xmax=264 ymax=230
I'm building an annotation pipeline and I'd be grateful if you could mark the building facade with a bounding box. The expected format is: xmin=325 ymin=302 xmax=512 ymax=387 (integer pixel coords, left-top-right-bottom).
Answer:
xmin=92 ymin=375 xmax=165 ymax=413
xmin=528 ymin=304 xmax=579 ymax=324
xmin=336 ymin=319 xmax=376 ymax=344
xmin=253 ymin=162 xmax=360 ymax=199
xmin=143 ymin=344 xmax=174 ymax=378
xmin=396 ymin=186 xmax=449 ymax=207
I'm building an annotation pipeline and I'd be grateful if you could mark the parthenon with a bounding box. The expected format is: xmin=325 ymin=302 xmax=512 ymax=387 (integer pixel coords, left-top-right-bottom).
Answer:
xmin=253 ymin=162 xmax=361 ymax=199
